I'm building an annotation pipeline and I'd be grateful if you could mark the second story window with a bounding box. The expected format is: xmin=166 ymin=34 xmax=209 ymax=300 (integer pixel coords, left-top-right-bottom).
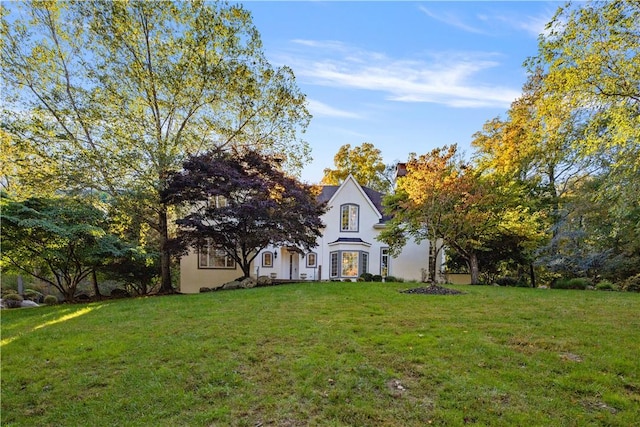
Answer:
xmin=340 ymin=204 xmax=359 ymax=232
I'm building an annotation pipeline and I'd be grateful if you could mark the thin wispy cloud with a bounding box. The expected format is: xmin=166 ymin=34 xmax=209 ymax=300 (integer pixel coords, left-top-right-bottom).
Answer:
xmin=284 ymin=41 xmax=520 ymax=108
xmin=418 ymin=6 xmax=486 ymax=35
xmin=421 ymin=4 xmax=555 ymax=39
xmin=307 ymin=99 xmax=362 ymax=119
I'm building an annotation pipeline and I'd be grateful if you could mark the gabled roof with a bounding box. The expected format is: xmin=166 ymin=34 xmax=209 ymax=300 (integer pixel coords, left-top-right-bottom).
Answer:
xmin=318 ymin=175 xmax=391 ymax=223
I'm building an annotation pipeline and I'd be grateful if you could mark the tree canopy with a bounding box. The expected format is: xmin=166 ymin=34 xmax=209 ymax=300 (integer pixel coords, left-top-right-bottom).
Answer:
xmin=0 ymin=195 xmax=128 ymax=301
xmin=163 ymin=149 xmax=327 ymax=278
xmin=1 ymin=0 xmax=311 ymax=292
xmin=322 ymin=143 xmax=394 ymax=193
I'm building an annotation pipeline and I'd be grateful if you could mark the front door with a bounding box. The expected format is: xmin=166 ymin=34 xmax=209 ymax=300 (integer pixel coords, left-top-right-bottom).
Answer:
xmin=289 ymin=253 xmax=299 ymax=280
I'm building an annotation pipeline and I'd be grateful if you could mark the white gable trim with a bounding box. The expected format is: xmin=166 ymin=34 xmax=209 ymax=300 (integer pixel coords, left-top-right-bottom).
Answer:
xmin=326 ymin=174 xmax=382 ymax=221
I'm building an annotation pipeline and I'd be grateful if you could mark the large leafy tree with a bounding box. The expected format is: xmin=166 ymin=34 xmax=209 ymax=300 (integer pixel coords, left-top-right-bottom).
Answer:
xmin=381 ymin=145 xmax=544 ymax=285
xmin=322 ymin=143 xmax=394 ymax=193
xmin=1 ymin=195 xmax=127 ymax=301
xmin=163 ymin=149 xmax=327 ymax=278
xmin=1 ymin=1 xmax=311 ymax=292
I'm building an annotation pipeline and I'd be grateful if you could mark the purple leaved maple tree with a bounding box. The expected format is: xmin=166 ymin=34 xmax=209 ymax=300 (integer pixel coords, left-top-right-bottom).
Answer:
xmin=163 ymin=149 xmax=326 ymax=278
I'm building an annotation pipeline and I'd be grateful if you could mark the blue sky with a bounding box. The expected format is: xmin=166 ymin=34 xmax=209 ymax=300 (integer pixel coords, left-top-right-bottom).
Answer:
xmin=243 ymin=1 xmax=563 ymax=183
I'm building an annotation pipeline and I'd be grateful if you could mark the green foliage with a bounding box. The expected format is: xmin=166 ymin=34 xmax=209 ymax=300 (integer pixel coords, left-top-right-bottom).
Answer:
xmin=372 ymin=274 xmax=383 ymax=282
xmin=43 ymin=295 xmax=58 ymax=305
xmin=22 ymin=289 xmax=43 ymax=303
xmin=595 ymin=280 xmax=617 ymax=291
xmin=322 ymin=143 xmax=393 ymax=193
xmin=552 ymin=278 xmax=591 ymax=290
xmin=359 ymin=273 xmax=373 ymax=282
xmin=1 ymin=0 xmax=311 ymax=292
xmin=3 ymin=293 xmax=23 ymax=308
xmin=0 ymin=195 xmax=128 ymax=301
xmin=621 ymin=274 xmax=640 ymax=293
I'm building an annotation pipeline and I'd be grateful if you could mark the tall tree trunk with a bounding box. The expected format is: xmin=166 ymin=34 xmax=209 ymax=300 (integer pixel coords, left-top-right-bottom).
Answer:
xmin=158 ymin=207 xmax=174 ymax=293
xmin=92 ymin=269 xmax=102 ymax=300
xmin=529 ymin=262 xmax=536 ymax=288
xmin=468 ymin=251 xmax=480 ymax=285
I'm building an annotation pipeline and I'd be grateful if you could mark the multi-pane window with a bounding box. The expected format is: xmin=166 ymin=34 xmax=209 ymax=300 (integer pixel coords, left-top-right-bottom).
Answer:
xmin=361 ymin=252 xmax=369 ymax=275
xmin=199 ymin=240 xmax=235 ymax=269
xmin=381 ymin=247 xmax=389 ymax=277
xmin=340 ymin=204 xmax=359 ymax=232
xmin=208 ymin=195 xmax=227 ymax=208
xmin=306 ymin=253 xmax=317 ymax=268
xmin=330 ymin=252 xmax=339 ymax=277
xmin=262 ymin=252 xmax=273 ymax=267
xmin=341 ymin=251 xmax=359 ymax=277
xmin=330 ymin=250 xmax=370 ymax=278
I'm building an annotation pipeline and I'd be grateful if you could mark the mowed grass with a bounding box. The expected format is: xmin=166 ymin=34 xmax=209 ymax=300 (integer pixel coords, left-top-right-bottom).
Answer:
xmin=1 ymin=283 xmax=639 ymax=426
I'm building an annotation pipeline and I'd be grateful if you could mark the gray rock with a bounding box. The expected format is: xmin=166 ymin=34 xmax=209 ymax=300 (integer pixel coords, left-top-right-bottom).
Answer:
xmin=222 ymin=280 xmax=241 ymax=290
xmin=240 ymin=277 xmax=257 ymax=289
xmin=257 ymin=275 xmax=272 ymax=286
xmin=21 ymin=300 xmax=40 ymax=308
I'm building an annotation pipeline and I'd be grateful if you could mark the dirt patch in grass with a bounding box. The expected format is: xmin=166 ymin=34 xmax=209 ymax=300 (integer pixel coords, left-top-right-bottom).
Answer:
xmin=400 ymin=285 xmax=465 ymax=295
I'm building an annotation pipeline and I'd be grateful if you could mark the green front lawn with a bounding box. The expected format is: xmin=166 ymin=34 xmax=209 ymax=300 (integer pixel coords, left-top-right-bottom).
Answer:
xmin=2 ymin=283 xmax=639 ymax=426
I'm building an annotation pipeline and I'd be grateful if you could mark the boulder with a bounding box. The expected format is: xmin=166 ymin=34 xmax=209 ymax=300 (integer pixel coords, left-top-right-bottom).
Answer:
xmin=20 ymin=300 xmax=40 ymax=308
xmin=257 ymin=275 xmax=272 ymax=286
xmin=222 ymin=281 xmax=241 ymax=290
xmin=240 ymin=277 xmax=257 ymax=289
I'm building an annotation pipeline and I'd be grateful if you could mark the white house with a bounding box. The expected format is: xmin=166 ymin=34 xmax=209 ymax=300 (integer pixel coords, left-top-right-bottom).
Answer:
xmin=178 ymin=174 xmax=444 ymax=293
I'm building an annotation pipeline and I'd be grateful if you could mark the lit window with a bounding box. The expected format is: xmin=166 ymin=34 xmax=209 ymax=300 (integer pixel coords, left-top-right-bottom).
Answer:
xmin=341 ymin=251 xmax=359 ymax=277
xmin=262 ymin=252 xmax=273 ymax=267
xmin=306 ymin=253 xmax=317 ymax=268
xmin=199 ymin=240 xmax=235 ymax=269
xmin=340 ymin=204 xmax=359 ymax=231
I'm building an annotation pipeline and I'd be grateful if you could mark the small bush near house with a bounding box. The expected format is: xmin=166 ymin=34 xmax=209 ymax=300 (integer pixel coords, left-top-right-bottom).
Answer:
xmin=385 ymin=276 xmax=397 ymax=282
xmin=372 ymin=275 xmax=383 ymax=282
xmin=43 ymin=295 xmax=58 ymax=305
xmin=3 ymin=293 xmax=24 ymax=308
xmin=622 ymin=274 xmax=640 ymax=292
xmin=360 ymin=273 xmax=373 ymax=282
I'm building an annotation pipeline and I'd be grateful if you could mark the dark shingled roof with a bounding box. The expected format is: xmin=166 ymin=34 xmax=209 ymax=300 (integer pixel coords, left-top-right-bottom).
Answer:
xmin=328 ymin=237 xmax=372 ymax=245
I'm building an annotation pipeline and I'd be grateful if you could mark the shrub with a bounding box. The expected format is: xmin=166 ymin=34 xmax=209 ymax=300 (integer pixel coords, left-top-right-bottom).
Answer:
xmin=360 ymin=273 xmax=373 ymax=282
xmin=385 ymin=276 xmax=396 ymax=282
xmin=553 ymin=278 xmax=590 ymax=290
xmin=595 ymin=280 xmax=616 ymax=291
xmin=622 ymin=274 xmax=640 ymax=293
xmin=24 ymin=289 xmax=44 ymax=302
xmin=372 ymin=275 xmax=383 ymax=282
xmin=495 ymin=277 xmax=518 ymax=287
xmin=3 ymin=293 xmax=24 ymax=308
xmin=43 ymin=295 xmax=59 ymax=305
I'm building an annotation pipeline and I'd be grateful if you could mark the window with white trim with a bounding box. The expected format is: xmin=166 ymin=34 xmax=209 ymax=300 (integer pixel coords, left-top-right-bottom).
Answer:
xmin=199 ymin=240 xmax=235 ymax=269
xmin=262 ymin=252 xmax=273 ymax=267
xmin=340 ymin=204 xmax=359 ymax=232
xmin=306 ymin=253 xmax=317 ymax=268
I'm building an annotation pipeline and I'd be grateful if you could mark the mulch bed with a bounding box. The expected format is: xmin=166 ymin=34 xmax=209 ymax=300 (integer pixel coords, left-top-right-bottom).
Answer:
xmin=400 ymin=285 xmax=465 ymax=295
